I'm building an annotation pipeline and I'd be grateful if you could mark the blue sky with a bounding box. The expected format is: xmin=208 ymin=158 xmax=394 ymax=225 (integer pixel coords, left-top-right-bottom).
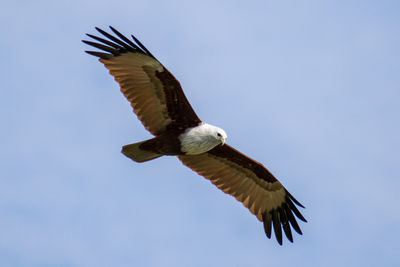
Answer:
xmin=1 ymin=0 xmax=400 ymax=266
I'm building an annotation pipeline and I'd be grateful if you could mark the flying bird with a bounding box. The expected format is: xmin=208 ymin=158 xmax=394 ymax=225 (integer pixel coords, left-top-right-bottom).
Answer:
xmin=83 ymin=26 xmax=307 ymax=245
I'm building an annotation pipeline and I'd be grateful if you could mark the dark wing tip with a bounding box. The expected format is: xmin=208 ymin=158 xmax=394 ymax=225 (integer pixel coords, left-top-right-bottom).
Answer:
xmin=286 ymin=196 xmax=307 ymax=223
xmin=84 ymin=50 xmax=112 ymax=59
xmin=284 ymin=202 xmax=303 ymax=235
xmin=279 ymin=207 xmax=293 ymax=243
xmin=262 ymin=192 xmax=306 ymax=245
xmin=272 ymin=210 xmax=283 ymax=245
xmin=262 ymin=212 xmax=272 ymax=239
xmin=82 ymin=27 xmax=155 ymax=59
xmin=285 ymin=189 xmax=305 ymax=208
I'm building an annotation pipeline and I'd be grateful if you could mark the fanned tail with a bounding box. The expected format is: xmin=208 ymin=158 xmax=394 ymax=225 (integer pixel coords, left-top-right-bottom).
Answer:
xmin=121 ymin=140 xmax=163 ymax=163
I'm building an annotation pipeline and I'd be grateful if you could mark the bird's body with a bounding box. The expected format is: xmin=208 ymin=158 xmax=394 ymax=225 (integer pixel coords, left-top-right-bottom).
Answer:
xmin=83 ymin=27 xmax=307 ymax=245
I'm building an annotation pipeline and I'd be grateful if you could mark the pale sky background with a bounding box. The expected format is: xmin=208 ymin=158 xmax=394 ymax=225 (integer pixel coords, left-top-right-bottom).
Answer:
xmin=1 ymin=0 xmax=400 ymax=266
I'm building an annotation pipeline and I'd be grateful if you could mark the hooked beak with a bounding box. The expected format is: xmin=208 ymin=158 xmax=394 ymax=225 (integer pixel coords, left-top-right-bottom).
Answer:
xmin=221 ymin=137 xmax=226 ymax=145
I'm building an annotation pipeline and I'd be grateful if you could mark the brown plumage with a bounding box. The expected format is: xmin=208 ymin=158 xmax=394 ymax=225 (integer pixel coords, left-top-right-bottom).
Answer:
xmin=83 ymin=26 xmax=307 ymax=245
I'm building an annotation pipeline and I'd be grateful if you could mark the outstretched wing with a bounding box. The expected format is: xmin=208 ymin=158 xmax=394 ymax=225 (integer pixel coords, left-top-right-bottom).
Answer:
xmin=178 ymin=144 xmax=307 ymax=245
xmin=83 ymin=27 xmax=201 ymax=136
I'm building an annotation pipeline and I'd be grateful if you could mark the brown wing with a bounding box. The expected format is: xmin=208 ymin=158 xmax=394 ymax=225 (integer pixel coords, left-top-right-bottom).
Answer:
xmin=178 ymin=144 xmax=306 ymax=245
xmin=83 ymin=27 xmax=201 ymax=136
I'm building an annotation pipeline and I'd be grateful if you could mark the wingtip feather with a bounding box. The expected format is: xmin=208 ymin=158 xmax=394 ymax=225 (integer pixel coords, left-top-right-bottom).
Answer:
xmin=286 ymin=190 xmax=305 ymax=208
xmin=262 ymin=212 xmax=272 ymax=239
xmin=272 ymin=210 xmax=283 ymax=245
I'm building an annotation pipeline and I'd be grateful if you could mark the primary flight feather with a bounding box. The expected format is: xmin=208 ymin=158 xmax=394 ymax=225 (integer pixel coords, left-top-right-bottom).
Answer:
xmin=83 ymin=26 xmax=307 ymax=245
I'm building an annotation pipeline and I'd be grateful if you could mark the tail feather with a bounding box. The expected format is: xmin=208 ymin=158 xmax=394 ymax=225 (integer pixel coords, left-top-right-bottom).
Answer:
xmin=121 ymin=140 xmax=163 ymax=163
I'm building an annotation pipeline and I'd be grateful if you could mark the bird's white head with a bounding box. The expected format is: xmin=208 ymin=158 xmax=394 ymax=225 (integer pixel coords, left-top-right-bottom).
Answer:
xmin=179 ymin=123 xmax=228 ymax=155
xmin=213 ymin=126 xmax=227 ymax=145
xmin=200 ymin=123 xmax=227 ymax=145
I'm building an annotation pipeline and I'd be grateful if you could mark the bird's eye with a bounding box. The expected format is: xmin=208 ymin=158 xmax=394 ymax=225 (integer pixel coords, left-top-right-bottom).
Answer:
xmin=217 ymin=133 xmax=222 ymax=137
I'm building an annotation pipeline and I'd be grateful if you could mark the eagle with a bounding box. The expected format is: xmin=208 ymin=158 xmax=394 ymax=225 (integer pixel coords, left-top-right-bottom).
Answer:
xmin=83 ymin=26 xmax=307 ymax=245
